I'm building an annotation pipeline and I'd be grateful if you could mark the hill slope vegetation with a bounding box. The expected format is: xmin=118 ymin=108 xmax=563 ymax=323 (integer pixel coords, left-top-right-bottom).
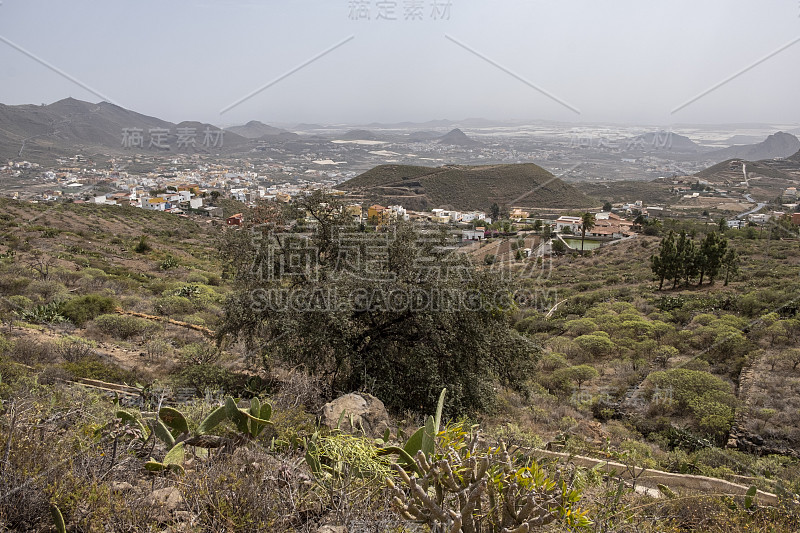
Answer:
xmin=340 ymin=163 xmax=597 ymax=211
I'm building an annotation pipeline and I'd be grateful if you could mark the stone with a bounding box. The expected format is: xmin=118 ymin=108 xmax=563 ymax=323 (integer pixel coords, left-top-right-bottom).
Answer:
xmin=148 ymin=486 xmax=185 ymax=513
xmin=110 ymin=481 xmax=134 ymax=492
xmin=317 ymin=526 xmax=346 ymax=533
xmin=319 ymin=392 xmax=390 ymax=438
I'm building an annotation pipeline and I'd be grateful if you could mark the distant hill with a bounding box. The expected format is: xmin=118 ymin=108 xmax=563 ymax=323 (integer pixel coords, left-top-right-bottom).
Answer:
xmin=340 ymin=163 xmax=596 ymax=211
xmin=583 ymin=179 xmax=676 ymax=205
xmin=340 ymin=129 xmax=381 ymax=141
xmin=695 ymin=159 xmax=794 ymax=182
xmin=438 ymin=128 xmax=481 ymax=147
xmin=225 ymin=120 xmax=292 ymax=139
xmin=705 ymin=132 xmax=800 ymax=162
xmin=721 ymin=134 xmax=766 ymax=146
xmin=0 ymin=97 xmax=249 ymax=161
xmin=622 ymin=131 xmax=703 ymax=152
xmin=788 ymin=149 xmax=800 ymax=163
xmin=405 ymin=131 xmax=441 ymax=142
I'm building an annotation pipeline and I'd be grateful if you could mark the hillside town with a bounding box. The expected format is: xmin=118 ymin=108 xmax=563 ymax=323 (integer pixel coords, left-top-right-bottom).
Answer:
xmin=4 ymin=152 xmax=800 ymax=250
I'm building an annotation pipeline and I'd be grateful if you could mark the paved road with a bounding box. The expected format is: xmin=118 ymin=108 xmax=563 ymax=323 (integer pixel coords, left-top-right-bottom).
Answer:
xmin=737 ymin=193 xmax=766 ymax=219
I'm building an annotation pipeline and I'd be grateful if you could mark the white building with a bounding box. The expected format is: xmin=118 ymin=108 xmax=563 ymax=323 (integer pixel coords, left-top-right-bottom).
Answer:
xmin=388 ymin=205 xmax=409 ymax=221
xmin=555 ymin=216 xmax=582 ymax=233
xmin=141 ymin=197 xmax=168 ymax=211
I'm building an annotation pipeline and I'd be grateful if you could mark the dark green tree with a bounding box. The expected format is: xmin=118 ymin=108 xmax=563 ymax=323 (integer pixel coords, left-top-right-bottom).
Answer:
xmin=489 ymin=203 xmax=500 ymax=222
xmin=651 ymin=230 xmax=677 ymax=290
xmin=673 ymin=230 xmax=699 ymax=287
xmin=217 ymin=191 xmax=539 ymax=416
xmin=698 ymin=232 xmax=726 ymax=285
xmin=722 ymin=247 xmax=740 ymax=286
xmin=551 ymin=239 xmax=567 ymax=255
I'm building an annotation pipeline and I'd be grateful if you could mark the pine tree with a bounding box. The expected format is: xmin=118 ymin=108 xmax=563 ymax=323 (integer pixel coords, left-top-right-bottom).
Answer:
xmin=651 ymin=230 xmax=677 ymax=290
xmin=723 ymin=248 xmax=740 ymax=286
xmin=683 ymin=237 xmax=700 ymax=285
xmin=698 ymin=232 xmax=728 ymax=285
xmin=674 ymin=231 xmax=699 ymax=287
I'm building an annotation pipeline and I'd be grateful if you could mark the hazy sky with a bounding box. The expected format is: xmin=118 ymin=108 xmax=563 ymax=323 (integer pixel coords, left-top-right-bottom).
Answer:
xmin=1 ymin=0 xmax=799 ymax=127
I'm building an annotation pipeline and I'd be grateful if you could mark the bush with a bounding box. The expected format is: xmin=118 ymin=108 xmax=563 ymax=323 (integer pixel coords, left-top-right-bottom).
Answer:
xmin=171 ymin=363 xmax=247 ymax=395
xmin=25 ymin=280 xmax=68 ymax=303
xmin=574 ymin=334 xmax=616 ymax=358
xmin=93 ymin=314 xmax=159 ymax=339
xmin=54 ymin=336 xmax=96 ymax=363
xmin=539 ymin=352 xmax=569 ymax=371
xmin=153 ymin=295 xmax=193 ymax=316
xmin=133 ymin=235 xmax=151 ymax=253
xmin=185 ymin=272 xmax=209 ymax=285
xmin=564 ymin=318 xmax=598 ymax=336
xmin=59 ymin=294 xmax=117 ymax=326
xmin=160 ymin=254 xmax=179 ymax=270
xmin=38 ymin=365 xmax=75 ymax=385
xmin=643 ymin=368 xmax=734 ymax=415
xmin=6 ymin=338 xmax=54 ymax=365
xmin=178 ymin=342 xmax=219 ymax=365
xmin=63 ymin=355 xmax=139 ymax=383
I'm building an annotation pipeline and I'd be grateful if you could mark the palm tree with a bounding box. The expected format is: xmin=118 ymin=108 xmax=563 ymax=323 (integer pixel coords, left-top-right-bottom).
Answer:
xmin=580 ymin=212 xmax=595 ymax=256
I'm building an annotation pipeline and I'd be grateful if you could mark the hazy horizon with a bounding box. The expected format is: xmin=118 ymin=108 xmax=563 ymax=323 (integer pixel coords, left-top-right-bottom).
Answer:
xmin=1 ymin=1 xmax=799 ymax=128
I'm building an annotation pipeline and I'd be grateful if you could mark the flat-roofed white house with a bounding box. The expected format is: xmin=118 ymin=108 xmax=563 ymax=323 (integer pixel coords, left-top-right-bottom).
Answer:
xmin=555 ymin=216 xmax=581 ymax=233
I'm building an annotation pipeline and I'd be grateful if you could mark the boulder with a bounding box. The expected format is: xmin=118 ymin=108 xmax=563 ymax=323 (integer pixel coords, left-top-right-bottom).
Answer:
xmin=148 ymin=486 xmax=185 ymax=513
xmin=319 ymin=392 xmax=390 ymax=437
xmin=110 ymin=481 xmax=135 ymax=493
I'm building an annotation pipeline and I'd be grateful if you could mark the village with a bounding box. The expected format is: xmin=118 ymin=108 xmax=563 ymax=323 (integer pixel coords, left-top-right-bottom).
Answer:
xmin=3 ymin=152 xmax=800 ymax=259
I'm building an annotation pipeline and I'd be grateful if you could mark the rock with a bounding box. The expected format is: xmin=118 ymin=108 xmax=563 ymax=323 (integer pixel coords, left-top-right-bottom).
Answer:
xmin=317 ymin=526 xmax=346 ymax=533
xmin=110 ymin=481 xmax=134 ymax=492
xmin=319 ymin=392 xmax=390 ymax=438
xmin=148 ymin=486 xmax=185 ymax=513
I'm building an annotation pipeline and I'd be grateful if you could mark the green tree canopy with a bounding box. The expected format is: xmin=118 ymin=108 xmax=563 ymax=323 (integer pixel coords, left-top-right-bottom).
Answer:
xmin=217 ymin=192 xmax=539 ymax=416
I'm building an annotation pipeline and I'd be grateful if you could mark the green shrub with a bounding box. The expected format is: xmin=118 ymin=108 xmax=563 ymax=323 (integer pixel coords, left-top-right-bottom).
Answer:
xmin=134 ymin=235 xmax=151 ymax=253
xmin=574 ymin=334 xmax=616 ymax=358
xmin=160 ymin=254 xmax=179 ymax=270
xmin=643 ymin=368 xmax=734 ymax=415
xmin=185 ymin=272 xmax=209 ymax=285
xmin=539 ymin=352 xmax=569 ymax=371
xmin=93 ymin=314 xmax=159 ymax=339
xmin=6 ymin=295 xmax=33 ymax=312
xmin=171 ymin=363 xmax=246 ymax=395
xmin=564 ymin=318 xmax=598 ymax=336
xmin=63 ymin=355 xmax=139 ymax=383
xmin=59 ymin=294 xmax=117 ymax=326
xmin=54 ymin=336 xmax=96 ymax=363
xmin=153 ymin=295 xmax=193 ymax=316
